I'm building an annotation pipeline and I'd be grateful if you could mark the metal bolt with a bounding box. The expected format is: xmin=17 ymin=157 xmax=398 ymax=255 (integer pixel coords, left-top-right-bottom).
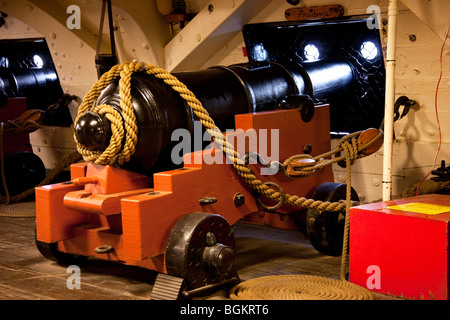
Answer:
xmin=303 ymin=144 xmax=312 ymax=154
xmin=233 ymin=193 xmax=245 ymax=207
xmin=199 ymin=197 xmax=218 ymax=205
xmin=409 ymin=34 xmax=417 ymax=42
xmin=372 ymin=178 xmax=380 ymax=187
xmin=208 ymin=4 xmax=214 ymax=12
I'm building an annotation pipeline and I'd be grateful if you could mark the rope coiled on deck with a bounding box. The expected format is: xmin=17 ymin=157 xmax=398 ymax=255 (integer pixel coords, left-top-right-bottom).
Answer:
xmin=229 ymin=275 xmax=374 ymax=300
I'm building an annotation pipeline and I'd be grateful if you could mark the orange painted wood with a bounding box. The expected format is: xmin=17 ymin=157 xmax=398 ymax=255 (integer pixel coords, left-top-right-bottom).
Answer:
xmin=234 ymin=105 xmax=332 ymax=161
xmin=121 ymin=106 xmax=333 ymax=260
xmin=73 ymin=176 xmax=100 ymax=185
xmin=35 ymin=183 xmax=87 ymax=243
xmin=63 ymin=188 xmax=154 ymax=215
xmin=38 ymin=106 xmax=334 ymax=273
xmin=83 ymin=164 xmax=152 ymax=194
xmin=70 ymin=162 xmax=88 ymax=180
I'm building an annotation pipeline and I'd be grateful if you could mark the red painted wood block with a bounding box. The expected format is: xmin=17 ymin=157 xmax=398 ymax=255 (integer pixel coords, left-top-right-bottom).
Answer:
xmin=349 ymin=194 xmax=450 ymax=300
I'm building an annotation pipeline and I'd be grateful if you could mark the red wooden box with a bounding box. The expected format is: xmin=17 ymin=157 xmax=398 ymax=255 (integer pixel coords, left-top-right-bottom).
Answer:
xmin=349 ymin=194 xmax=450 ymax=300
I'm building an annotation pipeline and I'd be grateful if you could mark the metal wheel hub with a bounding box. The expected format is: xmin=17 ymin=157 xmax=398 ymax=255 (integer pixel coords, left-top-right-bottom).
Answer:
xmin=202 ymin=232 xmax=235 ymax=274
xmin=165 ymin=212 xmax=237 ymax=289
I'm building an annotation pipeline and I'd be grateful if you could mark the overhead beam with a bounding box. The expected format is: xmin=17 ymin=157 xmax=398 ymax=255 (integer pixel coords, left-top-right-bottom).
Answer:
xmin=164 ymin=0 xmax=272 ymax=72
xmin=107 ymin=0 xmax=171 ymax=66
xmin=401 ymin=0 xmax=450 ymax=44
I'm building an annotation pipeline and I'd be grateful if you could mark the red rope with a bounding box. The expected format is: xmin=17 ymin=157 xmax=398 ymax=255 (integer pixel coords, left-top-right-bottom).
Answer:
xmin=416 ymin=28 xmax=449 ymax=195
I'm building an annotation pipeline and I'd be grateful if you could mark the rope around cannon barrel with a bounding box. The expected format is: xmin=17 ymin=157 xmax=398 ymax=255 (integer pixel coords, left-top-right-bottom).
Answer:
xmin=74 ymin=61 xmax=383 ymax=214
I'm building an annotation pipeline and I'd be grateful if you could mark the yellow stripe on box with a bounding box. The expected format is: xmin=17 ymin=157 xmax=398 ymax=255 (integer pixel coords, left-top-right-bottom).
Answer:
xmin=387 ymin=202 xmax=450 ymax=215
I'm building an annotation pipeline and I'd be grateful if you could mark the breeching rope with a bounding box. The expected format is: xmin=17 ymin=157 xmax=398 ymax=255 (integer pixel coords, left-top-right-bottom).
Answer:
xmin=75 ymin=61 xmax=381 ymax=300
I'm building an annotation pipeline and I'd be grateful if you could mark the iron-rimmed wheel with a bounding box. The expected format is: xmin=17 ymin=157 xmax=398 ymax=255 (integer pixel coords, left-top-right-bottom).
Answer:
xmin=165 ymin=212 xmax=238 ymax=289
xmin=2 ymin=151 xmax=46 ymax=196
xmin=34 ymin=224 xmax=88 ymax=266
xmin=306 ymin=182 xmax=359 ymax=256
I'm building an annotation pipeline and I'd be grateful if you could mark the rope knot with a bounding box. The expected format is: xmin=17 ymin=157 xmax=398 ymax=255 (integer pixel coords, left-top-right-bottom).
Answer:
xmin=74 ymin=62 xmax=140 ymax=166
xmin=342 ymin=138 xmax=359 ymax=167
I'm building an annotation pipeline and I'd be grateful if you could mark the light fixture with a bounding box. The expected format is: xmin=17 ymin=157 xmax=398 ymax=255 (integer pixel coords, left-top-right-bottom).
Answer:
xmin=252 ymin=44 xmax=269 ymax=61
xmin=304 ymin=44 xmax=320 ymax=61
xmin=33 ymin=54 xmax=44 ymax=68
xmin=360 ymin=41 xmax=378 ymax=60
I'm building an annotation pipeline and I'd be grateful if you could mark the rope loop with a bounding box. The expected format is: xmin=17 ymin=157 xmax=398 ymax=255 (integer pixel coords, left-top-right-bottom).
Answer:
xmin=341 ymin=138 xmax=359 ymax=167
xmin=256 ymin=181 xmax=285 ymax=212
xmin=74 ymin=62 xmax=142 ymax=166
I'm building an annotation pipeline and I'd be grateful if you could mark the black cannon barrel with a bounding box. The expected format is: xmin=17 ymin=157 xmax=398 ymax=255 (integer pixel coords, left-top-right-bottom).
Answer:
xmin=0 ymin=67 xmax=61 ymax=107
xmin=75 ymin=60 xmax=354 ymax=175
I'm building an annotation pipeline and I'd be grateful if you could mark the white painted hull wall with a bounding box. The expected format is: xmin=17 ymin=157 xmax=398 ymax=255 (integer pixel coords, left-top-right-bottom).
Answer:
xmin=0 ymin=0 xmax=449 ymax=203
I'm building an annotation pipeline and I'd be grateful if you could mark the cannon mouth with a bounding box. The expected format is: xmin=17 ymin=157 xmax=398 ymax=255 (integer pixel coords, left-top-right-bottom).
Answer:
xmin=74 ymin=111 xmax=112 ymax=151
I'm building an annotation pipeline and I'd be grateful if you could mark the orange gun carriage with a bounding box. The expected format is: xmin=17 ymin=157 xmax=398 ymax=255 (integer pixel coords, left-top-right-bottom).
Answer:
xmin=35 ymin=105 xmax=336 ymax=296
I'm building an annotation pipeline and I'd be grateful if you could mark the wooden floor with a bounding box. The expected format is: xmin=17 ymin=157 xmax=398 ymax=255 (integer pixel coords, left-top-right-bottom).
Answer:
xmin=0 ymin=201 xmax=394 ymax=301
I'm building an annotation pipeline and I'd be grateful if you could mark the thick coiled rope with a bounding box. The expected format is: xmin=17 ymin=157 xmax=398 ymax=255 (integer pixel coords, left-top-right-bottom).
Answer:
xmin=74 ymin=62 xmax=139 ymax=166
xmin=229 ymin=275 xmax=374 ymax=300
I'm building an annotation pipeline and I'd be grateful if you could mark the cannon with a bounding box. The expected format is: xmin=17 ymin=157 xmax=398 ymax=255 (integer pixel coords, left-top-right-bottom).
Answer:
xmin=35 ymin=59 xmax=376 ymax=299
xmin=73 ymin=59 xmax=353 ymax=175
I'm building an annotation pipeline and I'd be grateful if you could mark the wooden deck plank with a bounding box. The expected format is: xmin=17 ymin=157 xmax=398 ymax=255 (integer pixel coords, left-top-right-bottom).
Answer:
xmin=0 ymin=208 xmax=395 ymax=300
